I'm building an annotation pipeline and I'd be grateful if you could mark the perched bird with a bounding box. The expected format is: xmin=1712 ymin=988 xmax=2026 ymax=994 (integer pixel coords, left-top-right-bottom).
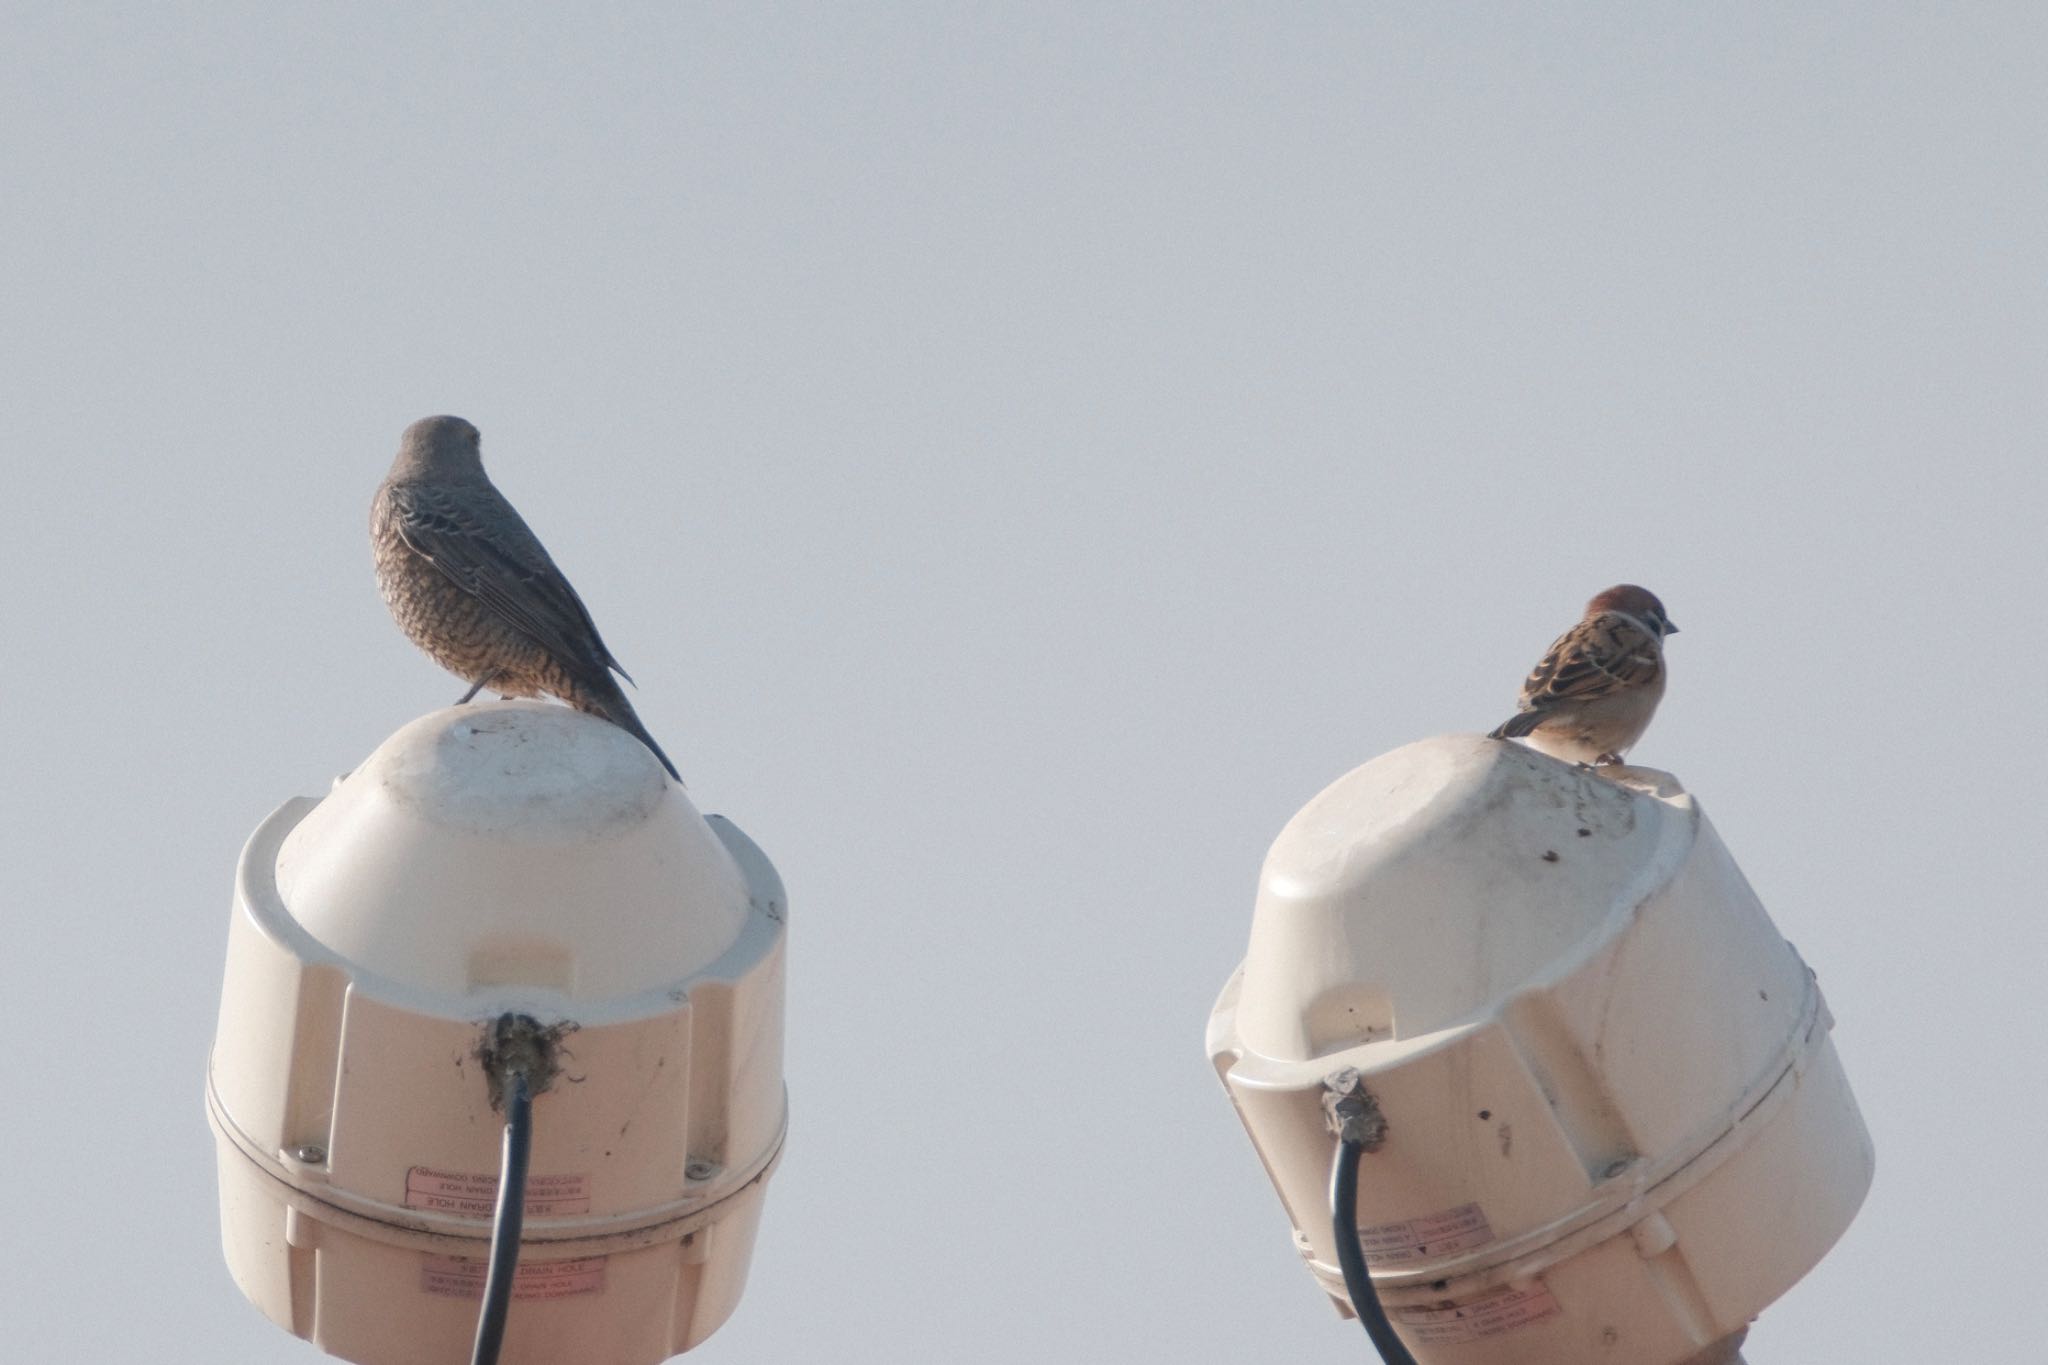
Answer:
xmin=1489 ymin=584 xmax=1678 ymax=767
xmin=371 ymin=415 xmax=681 ymax=782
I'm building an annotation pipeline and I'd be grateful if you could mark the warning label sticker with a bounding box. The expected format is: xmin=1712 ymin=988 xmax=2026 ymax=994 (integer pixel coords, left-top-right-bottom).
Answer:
xmin=420 ymin=1255 xmax=608 ymax=1302
xmin=405 ymin=1167 xmax=592 ymax=1218
xmin=1393 ymin=1282 xmax=1562 ymax=1343
xmin=1355 ymin=1202 xmax=1495 ymax=1265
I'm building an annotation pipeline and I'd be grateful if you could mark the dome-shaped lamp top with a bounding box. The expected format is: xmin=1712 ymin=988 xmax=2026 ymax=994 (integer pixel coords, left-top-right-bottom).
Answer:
xmin=1237 ymin=734 xmax=1696 ymax=1058
xmin=267 ymin=701 xmax=750 ymax=1005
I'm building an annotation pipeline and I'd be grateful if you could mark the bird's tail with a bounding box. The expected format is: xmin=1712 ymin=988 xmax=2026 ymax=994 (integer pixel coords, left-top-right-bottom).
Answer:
xmin=573 ymin=675 xmax=683 ymax=783
xmin=1489 ymin=711 xmax=1544 ymax=741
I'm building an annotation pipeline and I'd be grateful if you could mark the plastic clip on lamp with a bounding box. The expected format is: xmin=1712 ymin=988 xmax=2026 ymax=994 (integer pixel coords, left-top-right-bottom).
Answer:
xmin=1207 ymin=736 xmax=1872 ymax=1365
xmin=207 ymin=701 xmax=788 ymax=1365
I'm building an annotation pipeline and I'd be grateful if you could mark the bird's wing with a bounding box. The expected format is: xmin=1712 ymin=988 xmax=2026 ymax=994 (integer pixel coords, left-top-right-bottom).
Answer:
xmin=386 ymin=482 xmax=630 ymax=687
xmin=1515 ymin=612 xmax=1662 ymax=712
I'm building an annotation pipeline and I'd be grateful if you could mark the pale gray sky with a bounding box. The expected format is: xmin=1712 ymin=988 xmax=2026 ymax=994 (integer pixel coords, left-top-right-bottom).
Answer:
xmin=3 ymin=4 xmax=2042 ymax=1361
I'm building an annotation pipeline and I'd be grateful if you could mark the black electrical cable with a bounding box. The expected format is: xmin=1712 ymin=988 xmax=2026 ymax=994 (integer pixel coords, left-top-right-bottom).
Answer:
xmin=1329 ymin=1137 xmax=1420 ymax=1365
xmin=470 ymin=1069 xmax=533 ymax=1365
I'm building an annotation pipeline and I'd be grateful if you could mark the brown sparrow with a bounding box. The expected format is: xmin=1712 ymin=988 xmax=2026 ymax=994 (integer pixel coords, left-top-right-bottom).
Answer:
xmin=1490 ymin=585 xmax=1678 ymax=766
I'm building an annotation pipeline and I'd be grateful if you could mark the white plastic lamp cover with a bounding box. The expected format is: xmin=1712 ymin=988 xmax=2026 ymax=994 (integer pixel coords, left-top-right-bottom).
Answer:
xmin=1208 ymin=736 xmax=1871 ymax=1365
xmin=208 ymin=701 xmax=787 ymax=1365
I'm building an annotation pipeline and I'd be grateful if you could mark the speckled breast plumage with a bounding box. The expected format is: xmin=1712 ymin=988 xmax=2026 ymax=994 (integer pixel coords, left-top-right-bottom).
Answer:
xmin=371 ymin=486 xmax=566 ymax=699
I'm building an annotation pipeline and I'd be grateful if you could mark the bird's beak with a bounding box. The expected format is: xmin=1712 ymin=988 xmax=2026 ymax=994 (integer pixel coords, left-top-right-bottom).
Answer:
xmin=1664 ymin=621 xmax=1680 ymax=635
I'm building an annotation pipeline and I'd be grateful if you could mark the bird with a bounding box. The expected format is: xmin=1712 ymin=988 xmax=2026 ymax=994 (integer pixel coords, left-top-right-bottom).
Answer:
xmin=1489 ymin=584 xmax=1678 ymax=767
xmin=371 ymin=415 xmax=682 ymax=782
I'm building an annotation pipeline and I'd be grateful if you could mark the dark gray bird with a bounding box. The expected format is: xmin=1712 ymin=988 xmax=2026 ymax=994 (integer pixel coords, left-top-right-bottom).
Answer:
xmin=371 ymin=415 xmax=681 ymax=782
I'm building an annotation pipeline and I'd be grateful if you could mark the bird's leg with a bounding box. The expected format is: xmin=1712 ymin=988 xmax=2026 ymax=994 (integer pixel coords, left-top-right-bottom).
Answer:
xmin=1594 ymin=752 xmax=1623 ymax=766
xmin=455 ymin=670 xmax=503 ymax=705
